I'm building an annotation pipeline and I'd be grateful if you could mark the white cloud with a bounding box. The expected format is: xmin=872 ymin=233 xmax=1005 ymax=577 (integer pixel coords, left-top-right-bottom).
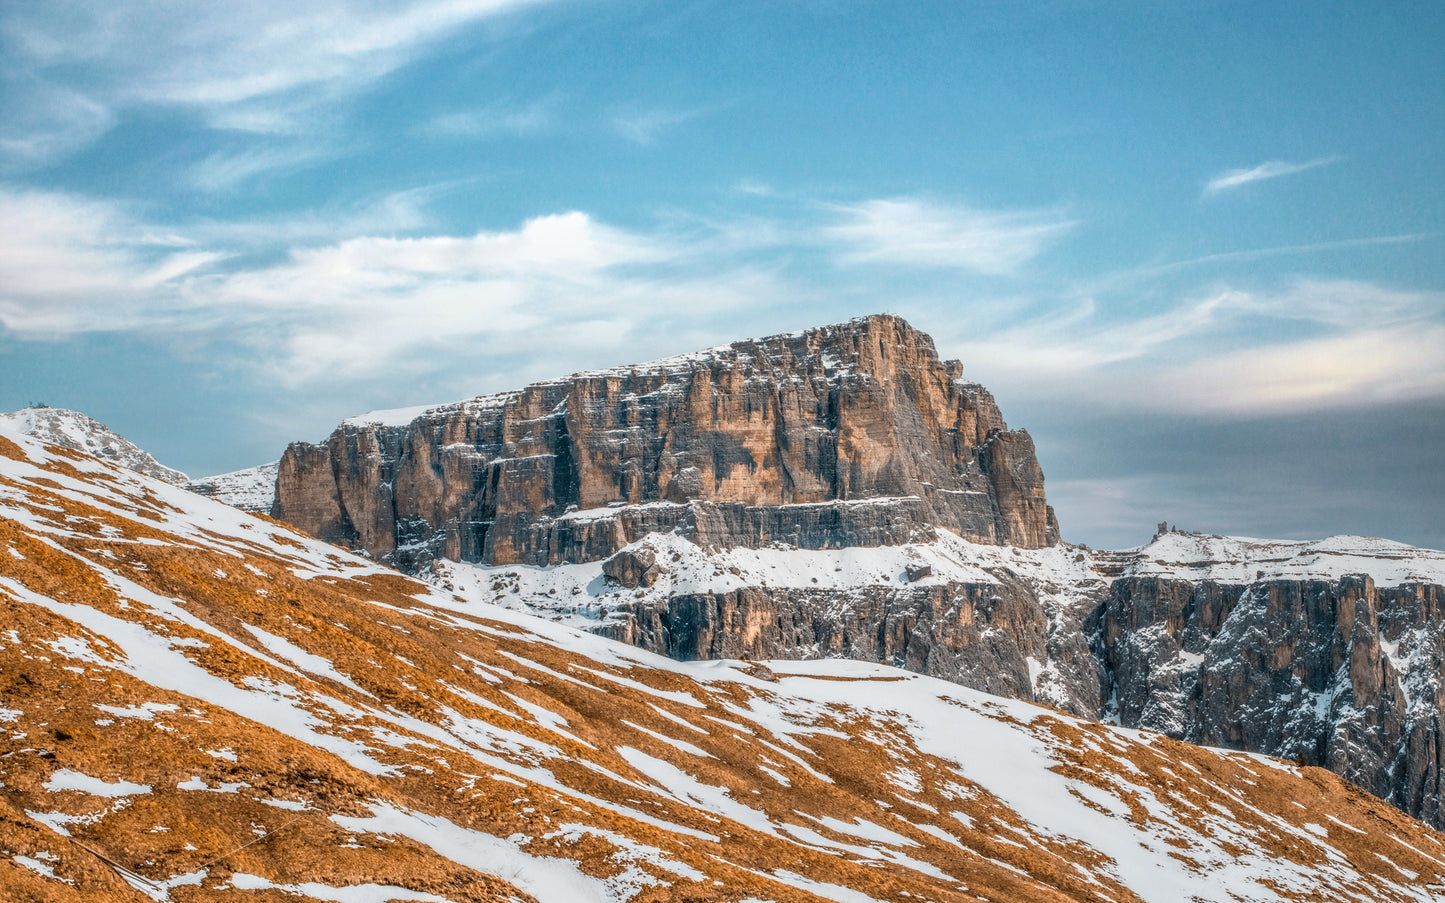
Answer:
xmin=1203 ymin=157 xmax=1339 ymax=197
xmin=423 ymin=98 xmax=555 ymax=139
xmin=1147 ymin=325 xmax=1445 ymax=414
xmin=0 ymin=188 xmax=207 ymax=333
xmin=0 ymin=79 xmax=115 ymax=169
xmin=5 ymin=184 xmax=1439 ymax=418
xmin=187 ymin=143 xmax=334 ymax=193
xmin=0 ymin=188 xmax=783 ymax=387
xmin=1 ymin=0 xmax=556 ymax=158
xmin=823 ymin=198 xmax=1074 ymax=274
xmin=944 ymin=279 xmax=1445 ymax=414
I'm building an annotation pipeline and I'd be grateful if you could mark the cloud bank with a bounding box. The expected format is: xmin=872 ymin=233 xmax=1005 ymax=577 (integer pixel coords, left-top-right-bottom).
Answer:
xmin=4 ymin=184 xmax=1439 ymax=422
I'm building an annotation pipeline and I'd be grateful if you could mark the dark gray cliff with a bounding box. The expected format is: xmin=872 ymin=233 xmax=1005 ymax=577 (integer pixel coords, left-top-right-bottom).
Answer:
xmin=272 ymin=315 xmax=1058 ymax=569
xmin=1091 ymin=570 xmax=1445 ymax=830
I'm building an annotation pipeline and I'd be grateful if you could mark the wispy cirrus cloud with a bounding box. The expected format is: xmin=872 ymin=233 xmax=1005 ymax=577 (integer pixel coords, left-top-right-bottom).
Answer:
xmin=422 ymin=97 xmax=556 ymax=139
xmin=944 ymin=278 xmax=1445 ymax=414
xmin=823 ymin=198 xmax=1075 ymax=274
xmin=0 ymin=78 xmax=115 ymax=169
xmin=6 ymin=183 xmax=1440 ymax=418
xmin=0 ymin=186 xmax=783 ymax=387
xmin=0 ymin=0 xmax=559 ymax=167
xmin=612 ymin=105 xmax=709 ymax=146
xmin=1203 ymin=156 xmax=1340 ymax=197
xmin=0 ymin=187 xmax=221 ymax=334
xmin=187 ymin=142 xmax=335 ymax=193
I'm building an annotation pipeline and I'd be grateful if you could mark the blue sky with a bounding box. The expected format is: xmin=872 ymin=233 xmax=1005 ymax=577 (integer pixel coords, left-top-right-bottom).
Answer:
xmin=2 ymin=1 xmax=1442 ymax=549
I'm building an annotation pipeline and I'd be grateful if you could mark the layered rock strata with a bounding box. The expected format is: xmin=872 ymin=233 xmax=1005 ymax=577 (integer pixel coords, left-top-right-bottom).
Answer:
xmin=273 ymin=315 xmax=1058 ymax=569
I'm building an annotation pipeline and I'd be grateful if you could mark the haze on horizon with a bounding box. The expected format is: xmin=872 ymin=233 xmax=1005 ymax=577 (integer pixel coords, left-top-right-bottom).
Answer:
xmin=1 ymin=1 xmax=1441 ymax=551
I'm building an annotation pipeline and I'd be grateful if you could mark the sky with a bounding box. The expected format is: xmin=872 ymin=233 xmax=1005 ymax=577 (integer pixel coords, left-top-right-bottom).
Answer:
xmin=1 ymin=0 xmax=1442 ymax=550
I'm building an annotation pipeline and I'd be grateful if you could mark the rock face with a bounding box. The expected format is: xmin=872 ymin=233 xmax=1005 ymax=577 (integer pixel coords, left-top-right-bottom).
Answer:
xmin=1091 ymin=567 xmax=1445 ymax=830
xmin=605 ymin=579 xmax=1095 ymax=707
xmin=431 ymin=530 xmax=1112 ymax=718
xmin=273 ymin=315 xmax=1058 ymax=570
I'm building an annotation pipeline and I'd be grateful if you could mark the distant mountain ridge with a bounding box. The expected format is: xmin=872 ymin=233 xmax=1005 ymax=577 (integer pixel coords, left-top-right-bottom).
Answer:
xmin=184 ymin=461 xmax=279 ymax=514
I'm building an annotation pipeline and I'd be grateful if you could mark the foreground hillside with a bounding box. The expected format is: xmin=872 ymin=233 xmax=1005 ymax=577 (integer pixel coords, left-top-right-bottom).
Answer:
xmin=3 ymin=428 xmax=1445 ymax=901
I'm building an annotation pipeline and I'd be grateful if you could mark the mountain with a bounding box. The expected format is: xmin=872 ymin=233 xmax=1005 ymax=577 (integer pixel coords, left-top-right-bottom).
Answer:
xmin=0 ymin=406 xmax=188 ymax=486
xmin=254 ymin=315 xmax=1445 ymax=831
xmin=272 ymin=314 xmax=1057 ymax=574
xmin=185 ymin=461 xmax=280 ymax=514
xmin=5 ymin=420 xmax=1445 ymax=901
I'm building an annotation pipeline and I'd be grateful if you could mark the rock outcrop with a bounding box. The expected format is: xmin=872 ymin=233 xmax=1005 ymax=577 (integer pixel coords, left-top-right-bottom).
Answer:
xmin=1091 ymin=558 xmax=1445 ymax=829
xmin=272 ymin=315 xmax=1058 ymax=570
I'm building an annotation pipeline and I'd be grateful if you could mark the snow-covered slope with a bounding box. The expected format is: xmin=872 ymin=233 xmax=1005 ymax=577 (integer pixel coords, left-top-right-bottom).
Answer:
xmin=0 ymin=406 xmax=187 ymax=485
xmin=184 ymin=461 xmax=279 ymax=514
xmin=4 ymin=424 xmax=1445 ymax=901
xmin=1104 ymin=530 xmax=1445 ymax=585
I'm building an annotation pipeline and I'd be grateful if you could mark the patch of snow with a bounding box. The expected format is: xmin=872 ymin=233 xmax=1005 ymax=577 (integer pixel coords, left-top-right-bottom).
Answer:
xmin=185 ymin=462 xmax=278 ymax=514
xmin=13 ymin=853 xmax=73 ymax=884
xmin=95 ymin=702 xmax=179 ymax=721
xmin=240 ymin=623 xmax=368 ymax=694
xmin=343 ymin=404 xmax=447 ymax=428
xmin=44 ymin=769 xmax=151 ymax=797
xmin=333 ymin=803 xmax=623 ymax=903
xmin=229 ymin=873 xmax=452 ymax=902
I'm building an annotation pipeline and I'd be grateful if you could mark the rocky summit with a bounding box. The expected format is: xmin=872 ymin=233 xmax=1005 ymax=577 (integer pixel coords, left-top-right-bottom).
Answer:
xmin=271 ymin=314 xmax=1058 ymax=572
xmin=5 ymin=421 xmax=1445 ymax=902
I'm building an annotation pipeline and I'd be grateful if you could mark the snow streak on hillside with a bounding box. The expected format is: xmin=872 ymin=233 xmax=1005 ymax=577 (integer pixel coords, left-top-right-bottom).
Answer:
xmin=2 ymin=423 xmax=1445 ymax=902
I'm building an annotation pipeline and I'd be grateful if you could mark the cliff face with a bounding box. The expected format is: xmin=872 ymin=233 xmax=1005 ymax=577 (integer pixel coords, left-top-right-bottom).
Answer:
xmin=1092 ymin=570 xmax=1445 ymax=830
xmin=273 ymin=315 xmax=1057 ymax=569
